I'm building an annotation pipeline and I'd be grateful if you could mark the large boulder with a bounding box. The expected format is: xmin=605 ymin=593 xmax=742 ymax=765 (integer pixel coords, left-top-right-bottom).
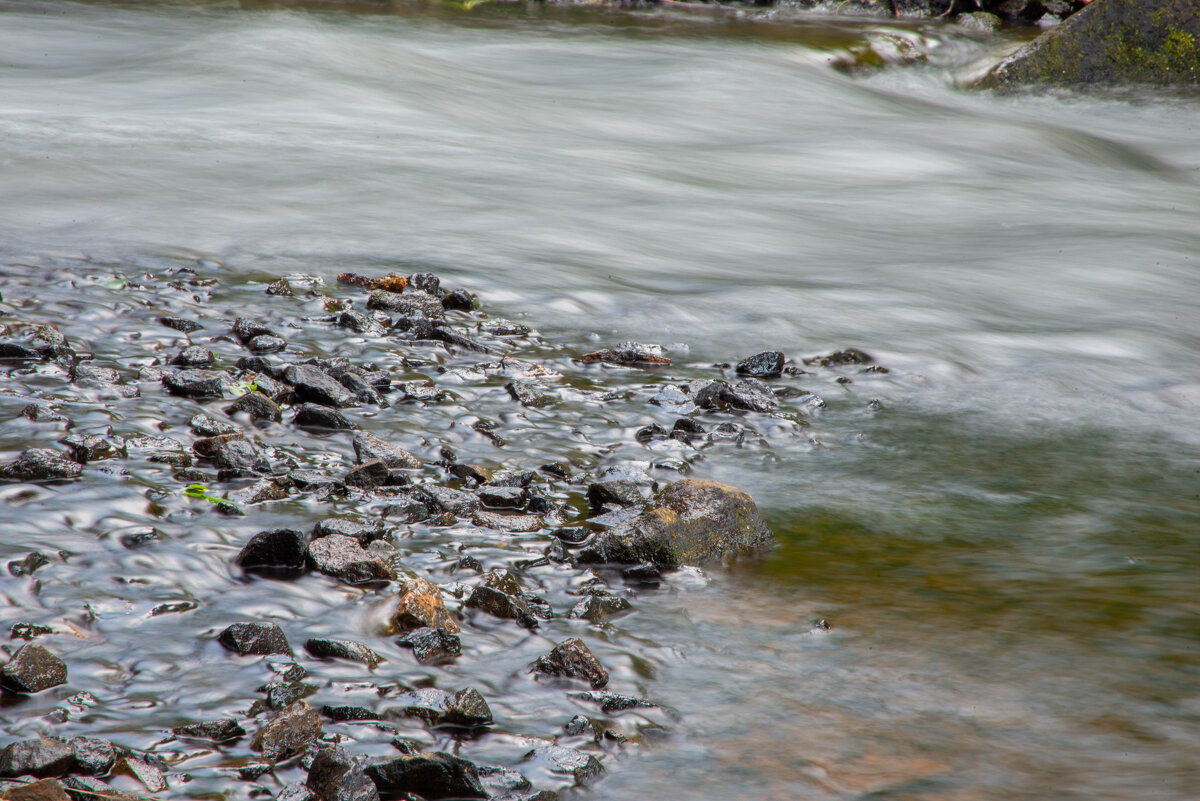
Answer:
xmin=577 ymin=479 xmax=774 ymax=569
xmin=982 ymin=0 xmax=1200 ymax=87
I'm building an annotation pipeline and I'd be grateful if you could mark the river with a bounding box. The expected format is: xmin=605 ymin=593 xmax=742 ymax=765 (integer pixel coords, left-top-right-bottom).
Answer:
xmin=1 ymin=1 xmax=1198 ymax=799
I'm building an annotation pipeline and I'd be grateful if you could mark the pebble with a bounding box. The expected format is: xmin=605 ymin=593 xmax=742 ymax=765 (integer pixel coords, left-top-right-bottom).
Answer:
xmin=218 ymin=622 xmax=292 ymax=657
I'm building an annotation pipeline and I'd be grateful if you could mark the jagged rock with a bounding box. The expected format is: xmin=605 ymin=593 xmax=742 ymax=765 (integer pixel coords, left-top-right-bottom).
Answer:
xmin=251 ymin=701 xmax=322 ymax=762
xmin=587 ymin=480 xmax=649 ymax=512
xmin=294 ymin=403 xmax=356 ymax=430
xmin=208 ymin=435 xmax=269 ymax=475
xmin=367 ymin=289 xmax=444 ymax=321
xmin=307 ymin=746 xmax=379 ymax=801
xmin=322 ymin=705 xmax=378 ymax=722
xmin=282 ymin=364 xmax=355 ymax=408
xmin=396 ymin=627 xmax=461 ymax=665
xmin=532 ymin=638 xmax=608 ymax=689
xmin=351 ymin=431 xmax=420 ymax=469
xmin=225 ymin=391 xmax=282 ymax=422
xmin=364 ymin=752 xmax=487 ymax=800
xmin=236 ymin=528 xmax=308 ymax=574
xmin=569 ymin=690 xmax=657 ymax=713
xmin=312 ymin=517 xmax=389 ymax=546
xmin=0 ymin=449 xmax=81 ymax=482
xmin=391 ymin=578 xmax=459 ymax=633
xmin=20 ymin=405 xmax=70 ymax=426
xmin=569 ymin=592 xmax=632 ymax=623
xmin=233 ymin=477 xmax=292 ymax=505
xmin=1 ymin=644 xmax=67 ymax=693
xmin=581 ymin=342 xmax=669 ymax=367
xmin=465 ymin=586 xmax=538 ymax=629
xmin=578 ymin=478 xmax=774 ymax=569
xmin=420 ymin=486 xmax=480 ymax=517
xmin=0 ymin=739 xmax=74 ymax=778
xmin=266 ymin=277 xmax=294 ymax=296
xmin=0 ymin=778 xmax=70 ymax=801
xmin=248 ymin=334 xmax=287 ymax=354
xmin=277 ymin=784 xmax=318 ymax=801
xmin=387 ymin=687 xmax=492 ymax=727
xmin=481 ymin=569 xmax=523 ymax=595
xmin=505 ymin=381 xmax=551 ymax=408
xmin=396 ymin=380 xmax=443 ymax=402
xmin=670 ymin=418 xmax=705 ymax=441
xmin=158 ymin=316 xmax=201 ymax=333
xmin=172 ymin=719 xmax=246 ymax=742
xmin=218 ymin=622 xmax=292 ymax=656
xmin=112 ymin=755 xmax=166 ymax=792
xmin=171 ymin=346 xmax=214 ymax=367
xmin=407 ymin=273 xmax=440 ymax=295
xmin=304 ymin=639 xmax=383 ymax=668
xmin=718 ymin=378 xmax=777 ymax=413
xmin=162 ymin=368 xmax=227 ymax=398
xmin=735 ymin=351 xmax=785 ymax=378
xmin=307 ymin=534 xmax=394 ymax=584
xmin=522 ymin=744 xmax=603 ymax=786
xmin=344 ymin=459 xmax=394 ymax=490
xmin=337 ymin=310 xmax=388 ymax=337
xmin=61 ymin=433 xmax=120 ymax=464
xmin=190 ymin=413 xmax=239 ymax=437
xmin=66 ymin=737 xmax=114 ymax=776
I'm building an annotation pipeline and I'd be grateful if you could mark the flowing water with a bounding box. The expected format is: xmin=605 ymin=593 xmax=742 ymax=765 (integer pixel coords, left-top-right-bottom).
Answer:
xmin=1 ymin=1 xmax=1198 ymax=799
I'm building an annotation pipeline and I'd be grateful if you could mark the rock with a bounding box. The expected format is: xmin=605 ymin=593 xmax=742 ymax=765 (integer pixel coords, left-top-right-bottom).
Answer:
xmin=391 ymin=578 xmax=459 ymax=633
xmin=337 ymin=372 xmax=385 ymax=406
xmin=352 ymin=432 xmax=421 ymax=469
xmin=364 ymin=753 xmax=487 ymax=800
xmin=0 ymin=449 xmax=81 ymax=482
xmin=336 ymin=310 xmax=388 ymax=337
xmin=407 ymin=273 xmax=441 ymax=295
xmin=172 ymin=719 xmax=246 ymax=742
xmin=0 ymin=778 xmax=70 ymax=801
xmin=803 ymin=348 xmax=871 ymax=367
xmin=995 ymin=0 xmax=1046 ymax=22
xmin=735 ymin=351 xmax=785 ymax=378
xmin=505 ymin=381 xmax=551 ymax=408
xmin=251 ymin=701 xmax=322 ymax=762
xmin=387 ymin=687 xmax=492 ymax=727
xmin=322 ymin=705 xmax=378 ymax=722
xmin=122 ymin=434 xmax=191 ymax=467
xmin=293 ymin=403 xmax=356 ymax=430
xmin=522 ymin=744 xmax=603 ymax=786
xmin=344 ymin=459 xmax=391 ymax=490
xmin=307 ymin=534 xmax=394 ymax=584
xmin=304 ymin=639 xmax=383 ymax=668
xmin=719 ymin=378 xmax=778 ymax=413
xmin=670 ymin=418 xmax=705 ymax=441
xmin=983 ymin=0 xmax=1200 ymax=87
xmin=278 ymin=784 xmax=318 ymax=801
xmin=420 ymin=486 xmax=480 ymax=518
xmin=635 ymin=423 xmax=668 ymax=443
xmin=158 ymin=316 xmax=202 ymax=333
xmin=248 ymin=335 xmax=287 ymax=354
xmin=233 ymin=477 xmax=292 ymax=505
xmin=307 ymin=747 xmax=380 ymax=801
xmin=581 ymin=342 xmax=669 ymax=367
xmin=61 ymin=433 xmax=119 ymax=464
xmin=1 ymin=644 xmax=68 ymax=693
xmin=218 ymin=622 xmax=292 ymax=656
xmin=232 ymin=318 xmax=276 ymax=343
xmin=210 ymin=435 xmax=269 ymax=475
xmin=471 ymin=511 xmax=542 ymax=533
xmin=396 ymin=627 xmax=461 ymax=664
xmin=578 ymin=478 xmax=774 ymax=569
xmin=282 ymin=364 xmax=355 ymax=408
xmin=112 ymin=754 xmax=166 ymax=792
xmin=957 ymin=10 xmax=1002 ymax=30
xmin=569 ymin=690 xmax=656 ymax=713
xmin=236 ymin=528 xmax=308 ymax=574
xmin=71 ymin=363 xmax=139 ymax=398
xmin=162 ymin=368 xmax=227 ymax=398
xmin=8 ymin=552 xmax=49 ymax=577
xmin=266 ymin=277 xmax=294 ymax=296
xmin=587 ymin=480 xmax=649 ymax=512
xmin=65 ymin=737 xmax=115 ymax=776
xmin=225 ymin=391 xmax=282 ymax=422
xmin=481 ymin=569 xmax=523 ymax=595
xmin=569 ymin=592 xmax=631 ymax=623
xmin=465 ymin=586 xmax=539 ymax=629
xmin=171 ymin=346 xmax=214 ymax=367
xmin=367 ymin=289 xmax=444 ymax=321
xmin=190 ymin=412 xmax=239 ymax=437
xmin=450 ymin=463 xmax=493 ymax=484
xmin=20 ymin=405 xmax=70 ymax=426
xmin=379 ymin=494 xmax=432 ymax=524
xmin=0 ymin=739 xmax=74 ymax=778
xmin=312 ymin=518 xmax=389 ymax=546
xmin=532 ymin=638 xmax=608 ymax=689
xmin=441 ymin=289 xmax=476 ymax=311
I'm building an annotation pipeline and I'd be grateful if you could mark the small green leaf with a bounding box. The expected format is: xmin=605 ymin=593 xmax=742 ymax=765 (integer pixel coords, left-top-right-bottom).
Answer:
xmin=101 ymin=278 xmax=127 ymax=290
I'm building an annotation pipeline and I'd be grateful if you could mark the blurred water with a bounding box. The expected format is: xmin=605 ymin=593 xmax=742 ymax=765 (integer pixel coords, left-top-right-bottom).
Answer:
xmin=0 ymin=2 xmax=1198 ymax=799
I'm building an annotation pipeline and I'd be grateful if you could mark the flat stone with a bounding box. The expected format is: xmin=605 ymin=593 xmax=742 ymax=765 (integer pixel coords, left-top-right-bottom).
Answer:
xmin=236 ymin=528 xmax=308 ymax=574
xmin=581 ymin=342 xmax=670 ymax=367
xmin=312 ymin=517 xmax=389 ymax=546
xmin=304 ymin=638 xmax=383 ymax=668
xmin=0 ymin=644 xmax=67 ymax=693
xmin=248 ymin=334 xmax=287 ymax=354
xmin=308 ymin=534 xmax=394 ymax=584
xmin=351 ymin=431 xmax=421 ymax=470
xmin=158 ymin=316 xmax=202 ymax=333
xmin=172 ymin=719 xmax=246 ymax=742
xmin=397 ymin=627 xmax=461 ymax=665
xmin=251 ymin=701 xmax=322 ymax=762
xmin=587 ymin=480 xmax=649 ymax=512
xmin=532 ymin=638 xmax=608 ymax=689
xmin=163 ymin=368 xmax=227 ymax=398
xmin=364 ymin=752 xmax=487 ymax=800
xmin=0 ymin=449 xmax=81 ymax=483
xmin=522 ymin=744 xmax=603 ymax=786
xmin=478 ymin=485 xmax=525 ymax=509
xmin=293 ymin=403 xmax=356 ymax=430
xmin=282 ymin=364 xmax=355 ymax=408
xmin=344 ymin=459 xmax=390 ymax=490
xmin=0 ymin=739 xmax=74 ymax=778
xmin=218 ymin=622 xmax=292 ymax=656
xmin=735 ymin=351 xmax=785 ymax=378
xmin=471 ymin=511 xmax=542 ymax=533
xmin=420 ymin=486 xmax=480 ymax=518
xmin=367 ymin=289 xmax=444 ymax=321
xmin=391 ymin=578 xmax=459 ymax=634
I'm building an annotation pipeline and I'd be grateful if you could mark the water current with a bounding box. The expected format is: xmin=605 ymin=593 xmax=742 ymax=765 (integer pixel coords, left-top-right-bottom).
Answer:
xmin=1 ymin=1 xmax=1198 ymax=799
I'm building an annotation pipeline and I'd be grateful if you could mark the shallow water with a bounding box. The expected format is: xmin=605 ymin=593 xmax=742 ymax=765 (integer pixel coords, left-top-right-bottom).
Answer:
xmin=1 ymin=1 xmax=1198 ymax=799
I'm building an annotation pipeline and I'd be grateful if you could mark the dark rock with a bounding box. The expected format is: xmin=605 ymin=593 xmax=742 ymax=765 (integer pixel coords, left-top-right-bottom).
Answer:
xmin=233 ymin=477 xmax=292 ymax=505
xmin=294 ymin=403 xmax=356 ymax=430
xmin=441 ymin=289 xmax=476 ymax=311
xmin=304 ymin=639 xmax=383 ymax=668
xmin=112 ymin=754 xmax=166 ymax=792
xmin=251 ymin=701 xmax=322 ymax=762
xmin=225 ymin=391 xmax=282 ymax=422
xmin=996 ymin=0 xmax=1046 ymax=22
xmin=688 ymin=378 xmax=725 ymax=409
xmin=719 ymin=378 xmax=778 ymax=413
xmin=313 ymin=518 xmax=389 ymax=546
xmin=407 ymin=273 xmax=441 ymax=295
xmin=290 ymin=470 xmax=343 ymax=493
xmin=159 ymin=316 xmax=202 ymax=333
xmin=391 ymin=578 xmax=459 ymax=633
xmin=581 ymin=342 xmax=670 ymax=367
xmin=420 ymin=486 xmax=480 ymax=517
xmin=367 ymin=289 xmax=444 ymax=321
xmin=10 ymin=623 xmax=53 ymax=640
xmin=307 ymin=534 xmax=394 ymax=584
xmin=338 ymin=372 xmax=385 ymax=406
xmin=232 ymin=318 xmax=276 ymax=343
xmin=387 ymin=687 xmax=492 ymax=728
xmin=958 ymin=10 xmax=1002 ymax=30
xmin=218 ymin=622 xmax=292 ymax=656
xmin=282 ymin=364 xmax=355 ymax=408
xmin=61 ymin=433 xmax=119 ymax=464
xmin=735 ymin=351 xmax=785 ymax=378
xmin=65 ymin=738 xmax=114 ymax=776
xmin=364 ymin=752 xmax=487 ymax=800
xmin=322 ymin=705 xmax=378 ymax=722
xmin=122 ymin=434 xmax=191 ymax=467
xmin=1 ymin=644 xmax=67 ymax=693
xmin=569 ymin=593 xmax=632 ymax=623
xmin=471 ymin=511 xmax=542 ymax=533
xmin=552 ymin=527 xmax=591 ymax=545
xmin=336 ymin=310 xmax=388 ymax=337
xmin=8 ymin=552 xmax=49 ymax=577
xmin=0 ymin=449 xmax=81 ymax=482
xmin=352 ymin=432 xmax=421 ymax=469
xmin=344 ymin=459 xmax=391 ymax=490
xmin=172 ymin=719 xmax=246 ymax=742
xmin=20 ymin=405 xmax=70 ymax=426
xmin=307 ymin=746 xmax=380 ymax=801
xmin=482 ymin=568 xmax=523 ymax=595
xmin=0 ymin=739 xmax=74 ymax=778
xmin=0 ymin=778 xmax=70 ymax=801
xmin=587 ymin=480 xmax=649 ymax=512
xmin=465 ymin=586 xmax=538 ymax=629
xmin=0 ymin=342 xmax=43 ymax=360
xmin=532 ymin=638 xmax=608 ymax=689
xmin=211 ymin=436 xmax=269 ymax=475
xmin=635 ymin=423 xmax=668 ymax=443
xmin=163 ymin=368 xmax=227 ymax=399
xmin=171 ymin=346 xmax=214 ymax=367
xmin=450 ymin=463 xmax=493 ymax=484
xmin=397 ymin=627 xmax=461 ymax=665
xmin=236 ymin=355 xmax=274 ymax=374
xmin=569 ymin=690 xmax=657 ymax=713
xmin=803 ymin=348 xmax=872 ymax=367
xmin=266 ymin=277 xmax=294 ymax=296
xmin=278 ymin=784 xmax=318 ymax=801
xmin=236 ymin=528 xmax=308 ymax=574
xmin=506 ymin=381 xmax=551 ymax=408
xmin=190 ymin=412 xmax=239 ymax=437
xmin=396 ymin=380 xmax=442 ymax=403
xmin=670 ymin=418 xmax=706 ymax=441
xmin=522 ymin=744 xmax=603 ymax=786
xmin=578 ymin=478 xmax=774 ymax=569
xmin=260 ymin=679 xmax=317 ymax=710
xmin=248 ymin=335 xmax=287 ymax=354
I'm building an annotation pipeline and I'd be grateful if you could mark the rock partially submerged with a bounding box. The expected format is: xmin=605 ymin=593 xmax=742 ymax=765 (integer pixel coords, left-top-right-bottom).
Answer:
xmin=251 ymin=701 xmax=322 ymax=762
xmin=1 ymin=644 xmax=68 ymax=693
xmin=364 ymin=752 xmax=488 ymax=800
xmin=532 ymin=639 xmax=608 ymax=689
xmin=578 ymin=478 xmax=774 ymax=569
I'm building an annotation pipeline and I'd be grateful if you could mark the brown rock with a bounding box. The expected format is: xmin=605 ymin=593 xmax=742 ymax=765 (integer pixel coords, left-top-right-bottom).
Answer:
xmin=532 ymin=638 xmax=608 ymax=689
xmin=251 ymin=701 xmax=322 ymax=762
xmin=390 ymin=578 xmax=458 ymax=634
xmin=0 ymin=778 xmax=69 ymax=801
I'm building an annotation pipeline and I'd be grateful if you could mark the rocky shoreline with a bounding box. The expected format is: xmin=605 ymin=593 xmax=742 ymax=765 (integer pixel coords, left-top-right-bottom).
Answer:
xmin=0 ymin=264 xmax=888 ymax=800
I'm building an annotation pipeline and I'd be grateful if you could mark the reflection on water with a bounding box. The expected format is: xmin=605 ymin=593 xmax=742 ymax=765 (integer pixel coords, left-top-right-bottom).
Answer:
xmin=1 ymin=1 xmax=1199 ymax=799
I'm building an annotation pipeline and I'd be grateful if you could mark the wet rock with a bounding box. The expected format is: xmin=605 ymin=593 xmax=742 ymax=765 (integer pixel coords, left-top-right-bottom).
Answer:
xmin=312 ymin=518 xmax=389 ymax=546
xmin=670 ymin=418 xmax=705 ymax=441
xmin=20 ymin=405 xmax=70 ymax=426
xmin=379 ymin=494 xmax=431 ymax=524
xmin=163 ymin=368 xmax=227 ymax=399
xmin=735 ymin=351 xmax=785 ymax=378
xmin=10 ymin=623 xmax=53 ymax=640
xmin=234 ymin=476 xmax=292 ymax=505
xmin=407 ymin=273 xmax=441 ymax=295
xmin=190 ymin=413 xmax=239 ymax=437
xmin=8 ymin=552 xmax=49 ymax=577
xmin=522 ymin=744 xmax=602 ymax=786
xmin=552 ymin=527 xmax=590 ymax=545
xmin=248 ymin=334 xmax=287 ymax=354
xmin=251 ymin=701 xmax=322 ymax=762
xmin=476 ymin=485 xmax=525 ymax=509
xmin=505 ymin=381 xmax=551 ymax=408
xmin=290 ymin=470 xmax=343 ymax=493
xmin=236 ymin=528 xmax=308 ymax=574
xmin=210 ymin=435 xmax=269 ymax=475
xmin=367 ymin=289 xmax=444 ymax=321
xmin=391 ymin=578 xmax=459 ymax=633
xmin=282 ymin=364 xmax=355 ymax=408
xmin=387 ymin=687 xmax=492 ymax=727
xmin=122 ymin=434 xmax=191 ymax=467
xmin=232 ymin=318 xmax=276 ymax=343
xmin=344 ymin=459 xmax=391 ymax=490
xmin=336 ymin=310 xmax=388 ymax=337
xmin=351 ymin=431 xmax=421 ymax=470
xmin=266 ymin=277 xmax=294 ymax=296
xmin=482 ymin=569 xmax=523 ymax=595
xmin=112 ymin=754 xmax=166 ymax=792
xmin=450 ymin=463 xmax=493 ymax=484
xmin=532 ymin=638 xmax=608 ymax=689
xmin=569 ymin=592 xmax=631 ymax=623
xmin=442 ymin=289 xmax=476 ymax=311
xmin=260 ymin=679 xmax=317 ymax=711
xmin=172 ymin=719 xmax=246 ymax=742
xmin=2 ymin=778 xmax=72 ymax=800
xmin=465 ymin=586 xmax=538 ymax=629
xmin=1 ymin=644 xmax=68 ymax=693
xmin=719 ymin=378 xmax=778 ymax=413
xmin=171 ymin=346 xmax=214 ymax=368
xmin=307 ymin=746 xmax=380 ymax=801
xmin=396 ymin=627 xmax=461 ymax=665
xmin=587 ymin=480 xmax=649 ymax=512
xmin=581 ymin=342 xmax=670 ymax=367
xmin=64 ymin=737 xmax=114 ymax=776
xmin=364 ymin=752 xmax=487 ymax=800
xmin=307 ymin=534 xmax=394 ymax=584
xmin=0 ymin=449 xmax=81 ymax=482
xmin=396 ymin=380 xmax=443 ymax=403
xmin=0 ymin=342 xmax=43 ymax=360
xmin=579 ymin=478 xmax=773 ymax=569
xmin=471 ymin=511 xmax=542 ymax=533
xmin=218 ymin=622 xmax=292 ymax=656
xmin=225 ymin=391 xmax=282 ymax=422
xmin=420 ymin=486 xmax=480 ymax=518
xmin=322 ymin=705 xmax=378 ymax=722
xmin=958 ymin=10 xmax=1002 ymax=30
xmin=803 ymin=348 xmax=872 ymax=367
xmin=304 ymin=639 xmax=383 ymax=668
xmin=569 ymin=690 xmax=657 ymax=713
xmin=61 ymin=433 xmax=120 ymax=464
xmin=0 ymin=739 xmax=74 ymax=778
xmin=338 ymin=372 xmax=385 ymax=406
xmin=294 ymin=403 xmax=356 ymax=430
xmin=71 ymin=363 xmax=139 ymax=397
xmin=635 ymin=423 xmax=669 ymax=444
xmin=158 ymin=316 xmax=201 ymax=333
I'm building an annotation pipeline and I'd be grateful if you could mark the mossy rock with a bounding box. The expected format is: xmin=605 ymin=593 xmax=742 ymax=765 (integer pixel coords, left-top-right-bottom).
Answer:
xmin=981 ymin=0 xmax=1200 ymax=87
